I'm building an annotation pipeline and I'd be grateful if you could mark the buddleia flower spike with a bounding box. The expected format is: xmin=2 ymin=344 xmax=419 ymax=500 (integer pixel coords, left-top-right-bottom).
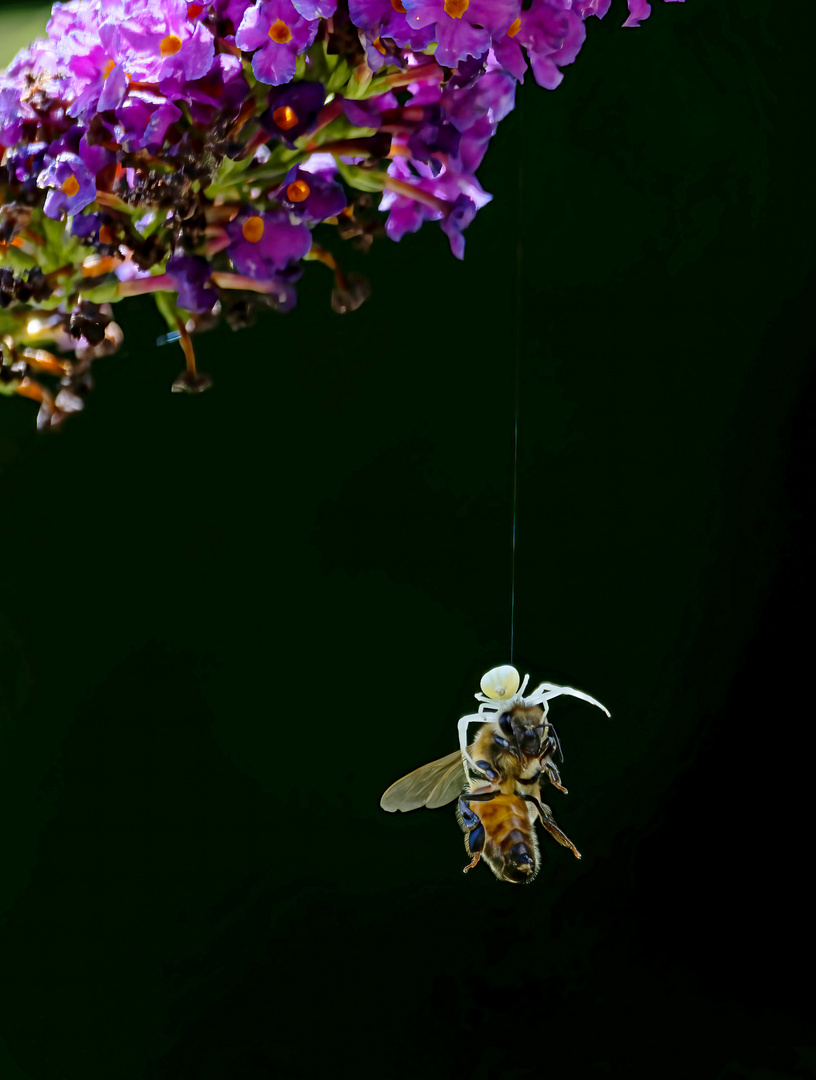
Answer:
xmin=457 ymin=664 xmax=610 ymax=777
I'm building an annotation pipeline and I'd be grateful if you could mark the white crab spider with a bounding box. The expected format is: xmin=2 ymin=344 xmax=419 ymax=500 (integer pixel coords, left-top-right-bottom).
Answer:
xmin=457 ymin=664 xmax=610 ymax=779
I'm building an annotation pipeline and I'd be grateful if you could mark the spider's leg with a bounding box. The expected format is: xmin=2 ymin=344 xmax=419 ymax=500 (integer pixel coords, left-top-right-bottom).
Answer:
xmin=537 ymin=682 xmax=610 ymax=717
xmin=457 ymin=714 xmax=488 ymax=775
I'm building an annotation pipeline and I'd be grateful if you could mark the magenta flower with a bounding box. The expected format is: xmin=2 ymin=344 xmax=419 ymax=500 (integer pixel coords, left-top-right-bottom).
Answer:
xmin=236 ymin=0 xmax=320 ymax=86
xmin=493 ymin=0 xmax=586 ymax=89
xmin=166 ymin=254 xmax=218 ymax=313
xmin=380 ymin=155 xmax=490 ymax=258
xmin=348 ymin=0 xmax=434 ymax=51
xmin=573 ymin=0 xmax=612 ymax=17
xmin=115 ymin=92 xmax=183 ymax=150
xmin=227 ymin=209 xmax=312 ymax=278
xmin=260 ymin=81 xmax=327 ymax=145
xmin=624 ymin=0 xmax=685 ymax=27
xmin=213 ymin=0 xmax=257 ymax=27
xmin=275 ymin=167 xmax=348 ymax=225
xmin=291 ymin=0 xmax=337 ymax=18
xmin=96 ymin=0 xmax=215 ymax=90
xmin=402 ymin=0 xmax=519 ymax=67
xmin=37 ymin=153 xmax=98 ymax=220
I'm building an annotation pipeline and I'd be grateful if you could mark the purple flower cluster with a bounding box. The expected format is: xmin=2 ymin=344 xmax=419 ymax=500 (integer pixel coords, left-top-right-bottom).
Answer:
xmin=0 ymin=0 xmax=683 ymax=427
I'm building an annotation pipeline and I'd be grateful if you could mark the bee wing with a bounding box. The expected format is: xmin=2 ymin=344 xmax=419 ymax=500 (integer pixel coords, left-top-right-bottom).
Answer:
xmin=380 ymin=750 xmax=466 ymax=812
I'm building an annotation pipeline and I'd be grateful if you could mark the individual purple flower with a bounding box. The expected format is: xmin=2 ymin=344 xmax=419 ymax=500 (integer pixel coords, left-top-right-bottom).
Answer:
xmin=573 ymin=0 xmax=612 ymax=18
xmin=442 ymin=68 xmax=516 ymax=135
xmin=401 ymin=0 xmax=519 ymax=67
xmin=100 ymin=0 xmax=215 ymax=88
xmin=451 ymin=114 xmax=490 ymax=172
xmin=71 ymin=211 xmax=119 ymax=250
xmin=115 ymin=92 xmax=182 ymax=151
xmin=77 ymin=136 xmax=116 ymax=179
xmin=623 ymin=0 xmax=652 ymax=26
xmin=340 ymin=92 xmax=399 ymax=130
xmin=260 ymin=82 xmax=326 ymax=145
xmin=291 ymin=0 xmax=336 ymax=18
xmin=358 ymin=31 xmax=405 ymax=73
xmin=447 ymin=50 xmax=489 ymax=91
xmin=64 ymin=37 xmax=128 ymax=121
xmin=275 ymin=167 xmax=347 ymax=225
xmin=380 ymin=156 xmax=490 ymax=257
xmin=226 ymin=208 xmax=312 ymax=279
xmin=38 ymin=153 xmax=98 ymax=220
xmin=165 ymin=54 xmax=246 ymax=117
xmin=213 ymin=0 xmax=257 ymax=31
xmin=236 ymin=0 xmax=320 ymax=86
xmin=493 ymin=0 xmax=586 ymax=89
xmin=0 ymin=86 xmax=26 ymax=148
xmin=5 ymin=142 xmax=48 ymax=185
xmin=623 ymin=0 xmax=684 ymax=27
xmin=157 ymin=20 xmax=216 ymax=84
xmin=166 ymin=254 xmax=219 ymax=313
xmin=440 ymin=193 xmax=477 ymax=259
xmin=348 ymin=0 xmax=434 ymax=52
xmin=378 ymin=155 xmax=442 ymax=243
xmin=407 ymin=105 xmax=462 ymax=167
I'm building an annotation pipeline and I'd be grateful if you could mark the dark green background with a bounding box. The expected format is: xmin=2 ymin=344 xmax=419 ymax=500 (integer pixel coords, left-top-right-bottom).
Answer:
xmin=1 ymin=1 xmax=812 ymax=1077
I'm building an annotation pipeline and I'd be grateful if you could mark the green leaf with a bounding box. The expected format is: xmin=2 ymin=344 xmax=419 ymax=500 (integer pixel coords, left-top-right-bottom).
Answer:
xmin=203 ymin=153 xmax=254 ymax=200
xmin=346 ymin=66 xmax=404 ymax=101
xmin=0 ymin=247 xmax=37 ymax=274
xmin=312 ymin=116 xmax=377 ymax=144
xmin=79 ymin=281 xmax=121 ymax=305
xmin=326 ymin=59 xmax=352 ymax=94
xmin=344 ymin=64 xmax=373 ymax=100
xmin=334 ymin=160 xmax=388 ymax=194
xmin=35 ymin=215 xmax=88 ymax=273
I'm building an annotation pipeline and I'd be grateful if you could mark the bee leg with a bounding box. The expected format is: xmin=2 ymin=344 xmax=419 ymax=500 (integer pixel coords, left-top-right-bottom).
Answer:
xmin=543 ymin=760 xmax=568 ymax=794
xmin=464 ymin=825 xmax=485 ymax=873
xmin=458 ymin=798 xmax=481 ymax=828
xmin=458 ymin=797 xmax=485 ymax=873
xmin=524 ymin=795 xmax=581 ymax=859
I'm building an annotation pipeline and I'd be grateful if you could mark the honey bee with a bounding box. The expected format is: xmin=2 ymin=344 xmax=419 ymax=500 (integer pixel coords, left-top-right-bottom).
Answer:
xmin=380 ymin=664 xmax=609 ymax=882
xmin=457 ymin=782 xmax=580 ymax=884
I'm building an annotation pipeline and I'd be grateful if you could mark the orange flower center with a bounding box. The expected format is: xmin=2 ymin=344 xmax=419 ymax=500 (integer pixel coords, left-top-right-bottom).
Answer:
xmin=160 ymin=34 xmax=183 ymax=56
xmin=286 ymin=179 xmax=311 ymax=203
xmin=242 ymin=216 xmax=265 ymax=244
xmin=99 ymin=224 xmax=115 ymax=245
xmin=391 ymin=0 xmax=407 ymax=10
xmin=443 ymin=0 xmax=469 ymax=17
xmin=61 ymin=174 xmax=80 ymax=197
xmin=372 ymin=37 xmax=387 ymax=54
xmin=268 ymin=19 xmax=292 ymax=44
xmin=272 ymin=105 xmax=299 ymax=130
xmin=187 ymin=2 xmax=204 ymax=16
xmin=507 ymin=17 xmax=521 ymax=37
xmin=102 ymin=58 xmax=116 ymax=79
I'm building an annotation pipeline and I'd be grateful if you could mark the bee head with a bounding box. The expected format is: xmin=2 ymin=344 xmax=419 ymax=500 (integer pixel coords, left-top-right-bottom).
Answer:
xmin=497 ymin=707 xmax=546 ymax=759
